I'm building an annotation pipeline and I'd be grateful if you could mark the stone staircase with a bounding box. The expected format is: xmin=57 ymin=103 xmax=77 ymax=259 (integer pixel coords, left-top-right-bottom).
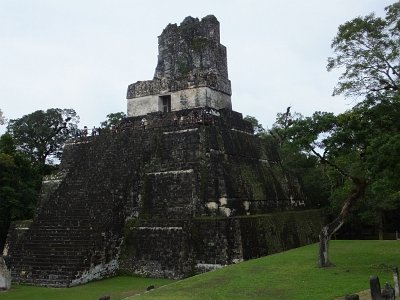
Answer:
xmin=5 ymin=131 xmax=145 ymax=286
xmin=8 ymin=225 xmax=96 ymax=286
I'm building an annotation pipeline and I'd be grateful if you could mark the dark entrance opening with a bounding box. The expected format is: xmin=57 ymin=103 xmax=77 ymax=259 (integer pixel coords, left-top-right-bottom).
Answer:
xmin=160 ymin=95 xmax=171 ymax=112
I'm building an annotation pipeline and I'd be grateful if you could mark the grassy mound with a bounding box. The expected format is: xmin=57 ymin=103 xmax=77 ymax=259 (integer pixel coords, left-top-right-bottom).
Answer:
xmin=1 ymin=240 xmax=398 ymax=300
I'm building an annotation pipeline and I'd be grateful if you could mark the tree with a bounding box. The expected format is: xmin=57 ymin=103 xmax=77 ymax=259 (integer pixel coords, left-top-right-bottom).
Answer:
xmin=100 ymin=112 xmax=126 ymax=129
xmin=290 ymin=1 xmax=400 ymax=267
xmin=355 ymin=95 xmax=400 ymax=239
xmin=282 ymin=92 xmax=400 ymax=267
xmin=282 ymin=111 xmax=365 ymax=267
xmin=7 ymin=108 xmax=79 ymax=166
xmin=247 ymin=112 xmax=330 ymax=209
xmin=327 ymin=2 xmax=399 ymax=98
xmin=270 ymin=109 xmax=331 ymax=209
xmin=244 ymin=115 xmax=266 ymax=135
xmin=0 ymin=109 xmax=6 ymax=125
xmin=0 ymin=134 xmax=41 ymax=250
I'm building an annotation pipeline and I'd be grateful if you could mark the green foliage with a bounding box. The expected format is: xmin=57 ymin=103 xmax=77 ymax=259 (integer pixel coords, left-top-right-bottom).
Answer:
xmin=281 ymin=92 xmax=400 ymax=234
xmin=100 ymin=112 xmax=127 ymax=129
xmin=244 ymin=115 xmax=266 ymax=136
xmin=0 ymin=108 xmax=6 ymax=125
xmin=281 ymin=144 xmax=331 ymax=208
xmin=327 ymin=2 xmax=399 ymax=98
xmin=264 ymin=110 xmax=330 ymax=208
xmin=7 ymin=108 xmax=79 ymax=165
xmin=243 ymin=114 xmax=331 ymax=209
xmin=0 ymin=134 xmax=41 ymax=250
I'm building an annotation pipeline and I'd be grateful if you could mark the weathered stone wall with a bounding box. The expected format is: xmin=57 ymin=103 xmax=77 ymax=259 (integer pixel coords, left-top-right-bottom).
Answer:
xmin=120 ymin=219 xmax=193 ymax=279
xmin=238 ymin=210 xmax=325 ymax=260
xmin=154 ymin=15 xmax=227 ymax=81
xmin=2 ymin=220 xmax=33 ymax=257
xmin=119 ymin=210 xmax=325 ymax=277
xmin=127 ymin=15 xmax=232 ymax=117
xmin=127 ymin=86 xmax=232 ymax=117
xmin=5 ymin=108 xmax=316 ymax=285
xmin=4 ymin=130 xmax=149 ymax=286
xmin=193 ymin=210 xmax=325 ymax=270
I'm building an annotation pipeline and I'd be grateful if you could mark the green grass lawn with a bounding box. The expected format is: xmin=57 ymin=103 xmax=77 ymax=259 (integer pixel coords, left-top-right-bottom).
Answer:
xmin=133 ymin=240 xmax=399 ymax=300
xmin=1 ymin=240 xmax=398 ymax=300
xmin=0 ymin=276 xmax=173 ymax=300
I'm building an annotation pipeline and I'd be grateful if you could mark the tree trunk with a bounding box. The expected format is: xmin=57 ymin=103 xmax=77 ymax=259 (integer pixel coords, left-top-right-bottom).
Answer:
xmin=318 ymin=176 xmax=366 ymax=268
xmin=318 ymin=216 xmax=345 ymax=267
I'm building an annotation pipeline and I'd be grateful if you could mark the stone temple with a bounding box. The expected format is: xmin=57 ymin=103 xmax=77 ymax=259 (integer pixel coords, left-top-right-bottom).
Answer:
xmin=3 ymin=15 xmax=324 ymax=287
xmin=127 ymin=15 xmax=232 ymax=117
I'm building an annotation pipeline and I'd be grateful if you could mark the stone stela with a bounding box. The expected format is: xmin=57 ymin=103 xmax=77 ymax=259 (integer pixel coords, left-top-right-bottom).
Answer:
xmin=3 ymin=15 xmax=322 ymax=287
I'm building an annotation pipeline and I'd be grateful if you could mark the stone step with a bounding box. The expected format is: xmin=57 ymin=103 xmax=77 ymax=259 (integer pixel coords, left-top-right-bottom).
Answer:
xmin=9 ymin=262 xmax=84 ymax=270
xmin=24 ymin=234 xmax=99 ymax=240
xmin=23 ymin=231 xmax=96 ymax=238
xmin=16 ymin=246 xmax=94 ymax=254
xmin=14 ymin=257 xmax=85 ymax=266
xmin=25 ymin=276 xmax=78 ymax=284
xmin=9 ymin=259 xmax=86 ymax=266
xmin=32 ymin=226 xmax=94 ymax=230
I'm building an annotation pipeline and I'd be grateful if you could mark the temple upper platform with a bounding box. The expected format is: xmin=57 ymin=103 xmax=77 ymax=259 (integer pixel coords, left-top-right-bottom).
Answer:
xmin=126 ymin=15 xmax=232 ymax=117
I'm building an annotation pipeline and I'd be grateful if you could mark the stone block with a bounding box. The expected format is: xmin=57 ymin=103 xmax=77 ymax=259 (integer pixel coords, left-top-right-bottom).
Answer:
xmin=0 ymin=257 xmax=11 ymax=290
xmin=370 ymin=275 xmax=382 ymax=300
xmin=344 ymin=294 xmax=359 ymax=300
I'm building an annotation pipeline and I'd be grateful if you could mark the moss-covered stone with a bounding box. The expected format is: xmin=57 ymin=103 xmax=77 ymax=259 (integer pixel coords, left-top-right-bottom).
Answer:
xmin=5 ymin=108 xmax=316 ymax=284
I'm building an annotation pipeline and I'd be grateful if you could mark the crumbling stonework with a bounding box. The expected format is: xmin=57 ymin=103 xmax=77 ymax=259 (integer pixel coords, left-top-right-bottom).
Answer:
xmin=127 ymin=15 xmax=232 ymax=117
xmin=4 ymin=109 xmax=322 ymax=285
xmin=4 ymin=16 xmax=324 ymax=286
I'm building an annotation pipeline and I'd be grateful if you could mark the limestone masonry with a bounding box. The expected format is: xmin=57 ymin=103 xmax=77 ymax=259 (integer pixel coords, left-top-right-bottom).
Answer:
xmin=3 ymin=15 xmax=324 ymax=287
xmin=127 ymin=15 xmax=232 ymax=117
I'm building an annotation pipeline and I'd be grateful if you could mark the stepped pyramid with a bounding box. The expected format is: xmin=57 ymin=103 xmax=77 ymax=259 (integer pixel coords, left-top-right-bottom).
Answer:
xmin=3 ymin=15 xmax=321 ymax=287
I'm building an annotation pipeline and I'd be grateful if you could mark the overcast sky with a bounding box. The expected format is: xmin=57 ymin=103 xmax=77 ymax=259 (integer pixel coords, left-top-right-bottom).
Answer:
xmin=0 ymin=0 xmax=393 ymax=133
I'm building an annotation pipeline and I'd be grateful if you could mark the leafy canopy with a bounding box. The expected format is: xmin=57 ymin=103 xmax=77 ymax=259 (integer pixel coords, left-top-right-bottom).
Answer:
xmin=0 ymin=134 xmax=41 ymax=249
xmin=327 ymin=2 xmax=399 ymax=98
xmin=100 ymin=112 xmax=126 ymax=129
xmin=7 ymin=108 xmax=79 ymax=165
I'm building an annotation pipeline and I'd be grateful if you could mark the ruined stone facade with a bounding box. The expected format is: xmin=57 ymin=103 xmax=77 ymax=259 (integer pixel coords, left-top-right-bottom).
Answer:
xmin=127 ymin=15 xmax=232 ymax=117
xmin=0 ymin=257 xmax=11 ymax=290
xmin=3 ymin=16 xmax=324 ymax=287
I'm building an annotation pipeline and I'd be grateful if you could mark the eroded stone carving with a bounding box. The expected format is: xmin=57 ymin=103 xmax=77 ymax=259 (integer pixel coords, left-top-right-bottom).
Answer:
xmin=127 ymin=15 xmax=232 ymax=117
